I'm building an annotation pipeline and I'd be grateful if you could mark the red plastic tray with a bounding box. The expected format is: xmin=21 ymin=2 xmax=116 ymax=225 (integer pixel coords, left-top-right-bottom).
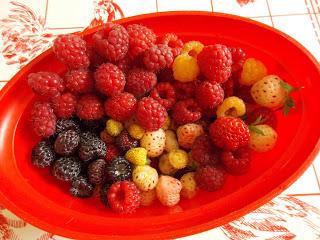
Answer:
xmin=0 ymin=12 xmax=319 ymax=240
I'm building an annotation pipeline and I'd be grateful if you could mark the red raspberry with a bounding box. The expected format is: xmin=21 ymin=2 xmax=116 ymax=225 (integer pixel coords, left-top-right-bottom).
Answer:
xmin=107 ymin=180 xmax=141 ymax=214
xmin=209 ymin=117 xmax=250 ymax=151
xmin=150 ymin=82 xmax=176 ymax=110
xmin=64 ymin=69 xmax=94 ymax=95
xmin=126 ymin=24 xmax=156 ymax=59
xmin=104 ymin=92 xmax=137 ymax=122
xmin=221 ymin=77 xmax=235 ymax=98
xmin=195 ymin=81 xmax=224 ymax=111
xmin=221 ymin=146 xmax=251 ymax=175
xmin=246 ymin=107 xmax=277 ymax=128
xmin=53 ymin=34 xmax=89 ymax=69
xmin=31 ymin=102 xmax=56 ymax=137
xmin=125 ymin=68 xmax=157 ymax=98
xmin=160 ymin=33 xmax=183 ymax=57
xmin=92 ymin=23 xmax=129 ymax=62
xmin=105 ymin=144 xmax=121 ymax=162
xmin=173 ymin=81 xmax=195 ymax=100
xmin=27 ymin=72 xmax=64 ymax=99
xmin=191 ymin=134 xmax=220 ymax=166
xmin=157 ymin=68 xmax=175 ymax=83
xmin=116 ymin=56 xmax=132 ymax=74
xmin=136 ymin=97 xmax=168 ymax=131
xmin=194 ymin=165 xmax=226 ymax=192
xmin=76 ymin=94 xmax=104 ymax=120
xmin=197 ymin=44 xmax=232 ymax=83
xmin=229 ymin=47 xmax=246 ymax=73
xmin=52 ymin=92 xmax=77 ymax=119
xmin=172 ymin=99 xmax=202 ymax=125
xmin=87 ymin=45 xmax=106 ymax=70
xmin=100 ymin=130 xmax=115 ymax=144
xmin=95 ymin=63 xmax=125 ymax=97
xmin=143 ymin=44 xmax=174 ymax=72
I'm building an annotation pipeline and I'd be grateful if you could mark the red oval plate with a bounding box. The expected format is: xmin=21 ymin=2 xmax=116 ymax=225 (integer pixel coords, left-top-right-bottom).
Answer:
xmin=0 ymin=12 xmax=320 ymax=240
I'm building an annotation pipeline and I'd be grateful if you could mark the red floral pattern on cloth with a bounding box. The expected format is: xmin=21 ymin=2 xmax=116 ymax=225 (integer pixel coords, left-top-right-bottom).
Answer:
xmin=90 ymin=0 xmax=124 ymax=27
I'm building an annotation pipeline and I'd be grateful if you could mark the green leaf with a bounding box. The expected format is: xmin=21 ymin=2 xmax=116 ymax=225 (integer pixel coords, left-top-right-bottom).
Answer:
xmin=279 ymin=80 xmax=304 ymax=93
xmin=251 ymin=115 xmax=265 ymax=126
xmin=249 ymin=125 xmax=265 ymax=136
xmin=282 ymin=97 xmax=295 ymax=116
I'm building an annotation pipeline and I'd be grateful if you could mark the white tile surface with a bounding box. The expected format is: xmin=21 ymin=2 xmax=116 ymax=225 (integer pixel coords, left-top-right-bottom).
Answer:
xmin=158 ymin=0 xmax=212 ymax=11
xmin=251 ymin=16 xmax=273 ymax=26
xmin=212 ymin=0 xmax=270 ymax=17
xmin=117 ymin=0 xmax=157 ymax=17
xmin=273 ymin=14 xmax=320 ymax=60
xmin=284 ymin=165 xmax=320 ymax=194
xmin=268 ymin=0 xmax=309 ymax=15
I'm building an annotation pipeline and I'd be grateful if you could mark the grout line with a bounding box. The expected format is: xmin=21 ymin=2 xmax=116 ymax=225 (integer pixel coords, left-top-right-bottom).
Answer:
xmin=253 ymin=13 xmax=314 ymax=18
xmin=305 ymin=0 xmax=320 ymax=45
xmin=0 ymin=80 xmax=9 ymax=82
xmin=44 ymin=0 xmax=49 ymax=26
xmin=265 ymin=0 xmax=275 ymax=27
xmin=312 ymin=164 xmax=320 ymax=191
xmin=287 ymin=193 xmax=320 ymax=197
xmin=156 ymin=0 xmax=159 ymax=12
xmin=210 ymin=0 xmax=214 ymax=12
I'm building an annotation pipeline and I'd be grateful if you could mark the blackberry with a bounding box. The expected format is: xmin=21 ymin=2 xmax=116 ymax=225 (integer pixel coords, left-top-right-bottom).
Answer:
xmin=100 ymin=181 xmax=112 ymax=207
xmin=70 ymin=175 xmax=94 ymax=198
xmin=106 ymin=157 xmax=132 ymax=183
xmin=115 ymin=130 xmax=139 ymax=152
xmin=51 ymin=156 xmax=81 ymax=181
xmin=79 ymin=134 xmax=107 ymax=161
xmin=88 ymin=159 xmax=107 ymax=185
xmin=54 ymin=130 xmax=80 ymax=156
xmin=56 ymin=118 xmax=80 ymax=135
xmin=80 ymin=131 xmax=97 ymax=143
xmin=80 ymin=117 xmax=107 ymax=133
xmin=32 ymin=140 xmax=55 ymax=168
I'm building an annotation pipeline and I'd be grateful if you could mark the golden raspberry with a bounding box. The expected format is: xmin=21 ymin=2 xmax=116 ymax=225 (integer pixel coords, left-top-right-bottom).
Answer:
xmin=216 ymin=96 xmax=246 ymax=118
xmin=180 ymin=172 xmax=197 ymax=199
xmin=182 ymin=41 xmax=204 ymax=58
xmin=125 ymin=147 xmax=148 ymax=165
xmin=240 ymin=58 xmax=267 ymax=86
xmin=165 ymin=130 xmax=179 ymax=152
xmin=159 ymin=153 xmax=177 ymax=175
xmin=168 ymin=149 xmax=189 ymax=169
xmin=106 ymin=119 xmax=123 ymax=137
xmin=173 ymin=53 xmax=199 ymax=82
xmin=128 ymin=123 xmax=145 ymax=140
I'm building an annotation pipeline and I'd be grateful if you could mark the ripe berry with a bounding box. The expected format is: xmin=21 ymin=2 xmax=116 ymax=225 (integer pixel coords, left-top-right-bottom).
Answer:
xmin=105 ymin=144 xmax=120 ymax=162
xmin=95 ymin=63 xmax=125 ymax=97
xmin=172 ymin=99 xmax=202 ymax=125
xmin=53 ymin=34 xmax=89 ymax=69
xmin=88 ymin=159 xmax=107 ymax=185
xmin=195 ymin=81 xmax=224 ymax=111
xmin=125 ymin=68 xmax=157 ymax=98
xmin=140 ymin=129 xmax=166 ymax=158
xmin=79 ymin=132 xmax=106 ymax=161
xmin=54 ymin=130 xmax=80 ymax=156
xmin=246 ymin=107 xmax=277 ymax=128
xmin=52 ymin=92 xmax=77 ymax=119
xmin=76 ymin=94 xmax=104 ymax=120
xmin=194 ymin=166 xmax=226 ymax=192
xmin=92 ymin=22 xmax=129 ymax=62
xmin=115 ymin=130 xmax=139 ymax=152
xmin=182 ymin=41 xmax=204 ymax=58
xmin=136 ymin=97 xmax=168 ymax=131
xmin=150 ymin=82 xmax=176 ymax=110
xmin=240 ymin=58 xmax=267 ymax=86
xmin=173 ymin=81 xmax=196 ymax=100
xmin=229 ymin=47 xmax=246 ymax=73
xmin=64 ymin=69 xmax=94 ymax=94
xmin=51 ymin=156 xmax=81 ymax=181
xmin=197 ymin=44 xmax=232 ymax=83
xmin=143 ymin=44 xmax=174 ymax=72
xmin=55 ymin=119 xmax=80 ymax=135
xmin=216 ymin=96 xmax=246 ymax=118
xmin=104 ymin=92 xmax=137 ymax=122
xmin=249 ymin=124 xmax=278 ymax=152
xmin=209 ymin=117 xmax=250 ymax=151
xmin=106 ymin=157 xmax=132 ymax=183
xmin=70 ymin=175 xmax=94 ymax=198
xmin=32 ymin=140 xmax=55 ymax=168
xmin=107 ymin=181 xmax=141 ymax=214
xmin=31 ymin=102 xmax=57 ymax=138
xmin=221 ymin=146 xmax=251 ymax=175
xmin=191 ymin=134 xmax=220 ymax=166
xmin=176 ymin=123 xmax=204 ymax=149
xmin=160 ymin=33 xmax=183 ymax=57
xmin=28 ymin=72 xmax=64 ymax=100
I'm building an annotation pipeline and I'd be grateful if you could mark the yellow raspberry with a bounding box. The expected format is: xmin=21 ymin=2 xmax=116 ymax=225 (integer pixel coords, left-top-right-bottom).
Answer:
xmin=128 ymin=123 xmax=145 ymax=140
xmin=168 ymin=149 xmax=189 ymax=169
xmin=180 ymin=172 xmax=197 ymax=199
xmin=216 ymin=96 xmax=246 ymax=118
xmin=165 ymin=130 xmax=179 ymax=152
xmin=182 ymin=41 xmax=204 ymax=58
xmin=125 ymin=147 xmax=148 ymax=165
xmin=159 ymin=154 xmax=177 ymax=175
xmin=240 ymin=58 xmax=268 ymax=86
xmin=106 ymin=119 xmax=123 ymax=137
xmin=173 ymin=53 xmax=199 ymax=82
xmin=162 ymin=116 xmax=171 ymax=130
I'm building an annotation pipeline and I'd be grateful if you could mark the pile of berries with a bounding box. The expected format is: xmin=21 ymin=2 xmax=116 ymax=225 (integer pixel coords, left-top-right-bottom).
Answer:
xmin=29 ymin=22 xmax=300 ymax=214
